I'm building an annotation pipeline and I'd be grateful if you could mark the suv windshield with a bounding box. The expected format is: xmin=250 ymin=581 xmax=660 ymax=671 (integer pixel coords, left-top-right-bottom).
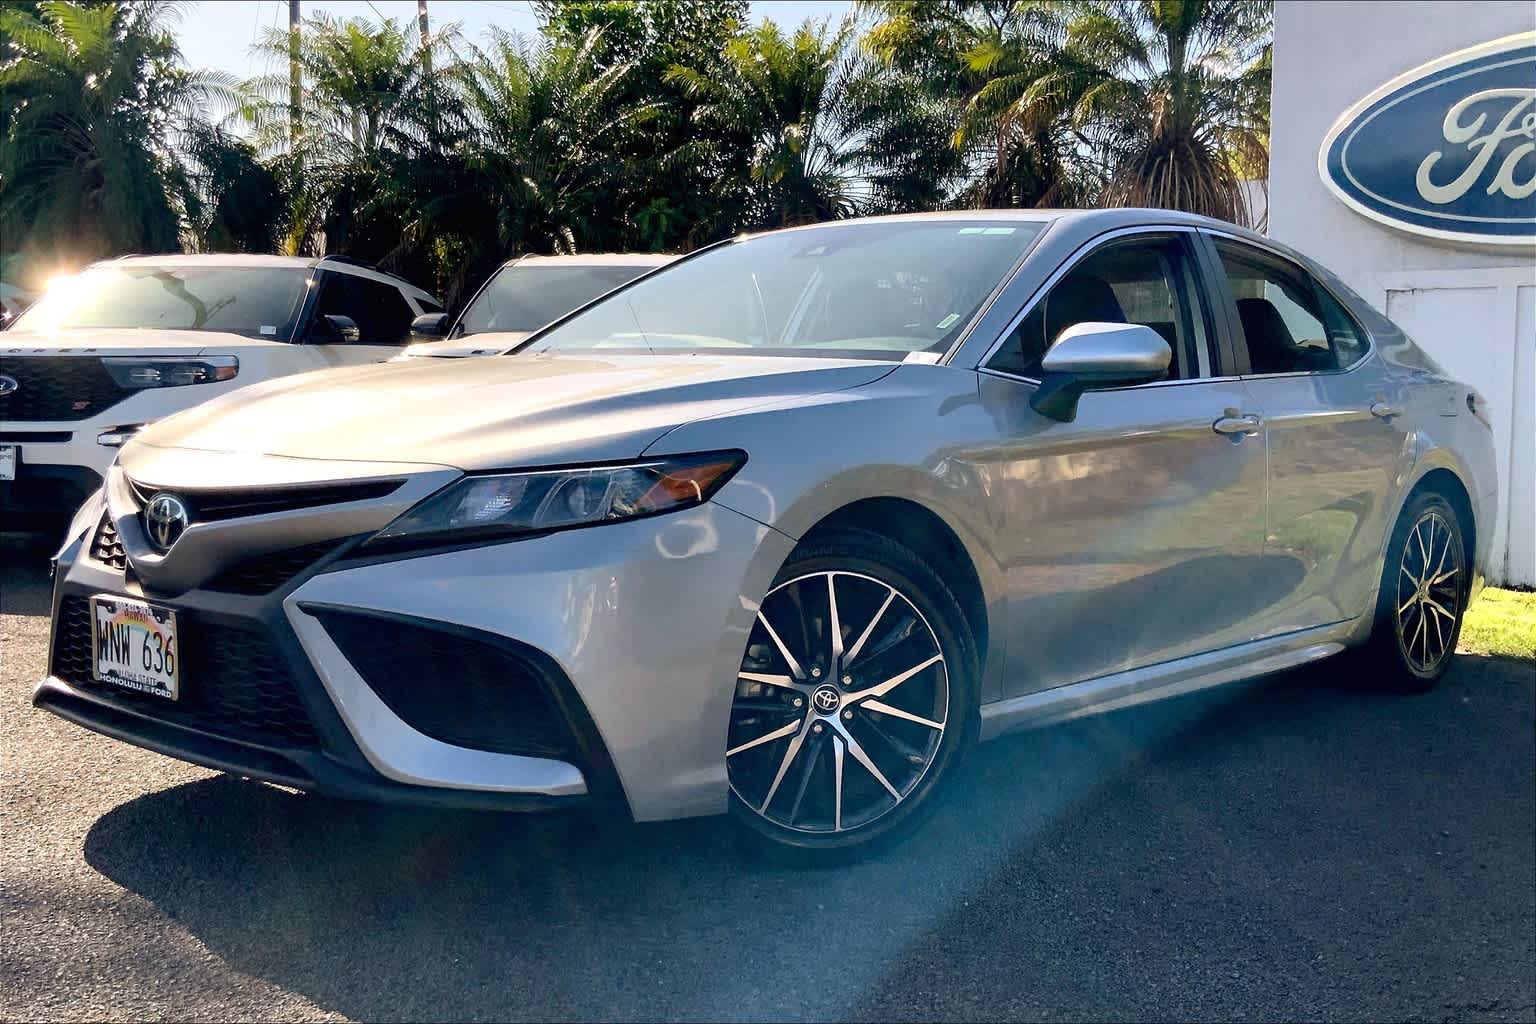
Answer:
xmin=458 ymin=264 xmax=658 ymax=337
xmin=527 ymin=221 xmax=1044 ymax=359
xmin=13 ymin=265 xmax=309 ymax=339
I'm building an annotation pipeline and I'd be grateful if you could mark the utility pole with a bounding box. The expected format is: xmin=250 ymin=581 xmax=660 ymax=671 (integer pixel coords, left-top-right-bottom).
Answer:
xmin=288 ymin=0 xmax=302 ymax=150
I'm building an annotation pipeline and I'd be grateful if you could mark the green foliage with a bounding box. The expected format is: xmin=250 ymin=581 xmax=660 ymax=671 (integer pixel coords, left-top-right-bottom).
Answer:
xmin=0 ymin=0 xmax=1275 ymax=301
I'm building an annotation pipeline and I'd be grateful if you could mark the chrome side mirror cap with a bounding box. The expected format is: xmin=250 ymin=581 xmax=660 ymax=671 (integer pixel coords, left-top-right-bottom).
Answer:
xmin=1030 ymin=321 xmax=1172 ymax=422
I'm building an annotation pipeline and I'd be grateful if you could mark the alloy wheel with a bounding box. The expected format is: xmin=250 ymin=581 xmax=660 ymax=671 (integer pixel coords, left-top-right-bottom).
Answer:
xmin=727 ymin=571 xmax=949 ymax=835
xmin=1394 ymin=510 xmax=1462 ymax=674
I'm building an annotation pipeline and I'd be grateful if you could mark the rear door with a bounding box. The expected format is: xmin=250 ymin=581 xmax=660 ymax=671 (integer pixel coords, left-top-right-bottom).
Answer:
xmin=306 ymin=270 xmax=419 ymax=365
xmin=981 ymin=228 xmax=1271 ymax=695
xmin=1202 ymin=233 xmax=1413 ymax=636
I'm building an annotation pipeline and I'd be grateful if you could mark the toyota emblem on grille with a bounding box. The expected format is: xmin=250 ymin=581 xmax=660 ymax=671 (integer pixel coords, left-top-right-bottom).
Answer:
xmin=0 ymin=374 xmax=17 ymax=396
xmin=144 ymin=493 xmax=191 ymax=551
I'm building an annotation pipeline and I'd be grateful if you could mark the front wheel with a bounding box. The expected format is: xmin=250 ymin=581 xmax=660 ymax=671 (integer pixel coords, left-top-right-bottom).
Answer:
xmin=726 ymin=529 xmax=977 ymax=858
xmin=1358 ymin=491 xmax=1469 ymax=692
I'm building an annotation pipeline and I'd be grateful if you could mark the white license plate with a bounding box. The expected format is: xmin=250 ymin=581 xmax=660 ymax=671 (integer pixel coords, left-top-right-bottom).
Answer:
xmin=90 ymin=596 xmax=180 ymax=700
xmin=0 ymin=445 xmax=14 ymax=481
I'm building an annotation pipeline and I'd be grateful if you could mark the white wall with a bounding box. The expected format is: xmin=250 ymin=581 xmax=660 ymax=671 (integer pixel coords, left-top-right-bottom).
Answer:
xmin=1269 ymin=0 xmax=1536 ymax=586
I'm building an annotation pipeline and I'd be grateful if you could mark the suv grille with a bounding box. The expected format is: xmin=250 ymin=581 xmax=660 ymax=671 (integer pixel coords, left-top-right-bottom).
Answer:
xmin=315 ymin=610 xmax=576 ymax=759
xmin=52 ymin=596 xmax=318 ymax=749
xmin=0 ymin=356 xmax=133 ymax=421
xmin=89 ymin=514 xmax=128 ymax=570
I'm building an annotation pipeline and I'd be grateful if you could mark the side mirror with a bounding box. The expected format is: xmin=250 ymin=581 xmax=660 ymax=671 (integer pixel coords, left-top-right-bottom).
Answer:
xmin=1029 ymin=321 xmax=1171 ymax=422
xmin=410 ymin=312 xmax=449 ymax=340
xmin=316 ymin=313 xmax=362 ymax=343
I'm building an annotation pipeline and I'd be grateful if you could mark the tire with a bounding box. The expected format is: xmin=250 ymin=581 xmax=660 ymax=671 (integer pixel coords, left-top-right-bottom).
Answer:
xmin=726 ymin=528 xmax=978 ymax=860
xmin=1354 ymin=490 xmax=1469 ymax=692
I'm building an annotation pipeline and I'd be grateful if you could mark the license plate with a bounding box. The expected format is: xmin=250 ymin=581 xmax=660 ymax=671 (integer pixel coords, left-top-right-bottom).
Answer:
xmin=0 ymin=445 xmax=14 ymax=481
xmin=90 ymin=596 xmax=180 ymax=700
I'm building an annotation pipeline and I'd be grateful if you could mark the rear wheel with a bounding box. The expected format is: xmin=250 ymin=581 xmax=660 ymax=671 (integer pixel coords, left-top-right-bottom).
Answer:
xmin=726 ymin=529 xmax=977 ymax=858
xmin=1358 ymin=491 xmax=1468 ymax=692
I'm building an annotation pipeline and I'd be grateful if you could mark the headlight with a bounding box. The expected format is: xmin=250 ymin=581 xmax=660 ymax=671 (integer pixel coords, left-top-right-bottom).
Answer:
xmin=103 ymin=355 xmax=238 ymax=388
xmin=367 ymin=451 xmax=746 ymax=549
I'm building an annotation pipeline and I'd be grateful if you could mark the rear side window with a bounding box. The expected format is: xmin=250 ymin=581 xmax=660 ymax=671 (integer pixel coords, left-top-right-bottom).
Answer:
xmin=1214 ymin=241 xmax=1366 ymax=373
xmin=311 ymin=272 xmax=416 ymax=345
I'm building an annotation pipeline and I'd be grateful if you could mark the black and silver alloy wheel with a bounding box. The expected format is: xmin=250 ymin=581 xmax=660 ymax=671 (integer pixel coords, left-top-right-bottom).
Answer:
xmin=1393 ymin=508 xmax=1463 ymax=675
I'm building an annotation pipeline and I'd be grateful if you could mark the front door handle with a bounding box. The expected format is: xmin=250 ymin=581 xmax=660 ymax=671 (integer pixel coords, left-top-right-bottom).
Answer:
xmin=1212 ymin=412 xmax=1263 ymax=437
xmin=1370 ymin=400 xmax=1403 ymax=420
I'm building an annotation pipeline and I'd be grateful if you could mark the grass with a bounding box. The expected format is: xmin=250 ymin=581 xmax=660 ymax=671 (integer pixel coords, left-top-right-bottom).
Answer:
xmin=1459 ymin=587 xmax=1536 ymax=662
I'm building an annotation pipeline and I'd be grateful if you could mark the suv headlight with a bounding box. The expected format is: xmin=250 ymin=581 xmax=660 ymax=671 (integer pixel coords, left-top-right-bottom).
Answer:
xmin=103 ymin=355 xmax=238 ymax=388
xmin=367 ymin=451 xmax=746 ymax=549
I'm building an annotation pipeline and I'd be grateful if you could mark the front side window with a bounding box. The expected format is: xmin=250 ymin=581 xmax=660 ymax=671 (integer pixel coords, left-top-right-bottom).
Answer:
xmin=459 ymin=264 xmax=656 ymax=337
xmin=12 ymin=266 xmax=309 ymax=340
xmin=1214 ymin=241 xmax=1365 ymax=374
xmin=311 ymin=273 xmax=415 ymax=345
xmin=987 ymin=236 xmax=1207 ymax=380
xmin=526 ymin=221 xmax=1045 ymax=360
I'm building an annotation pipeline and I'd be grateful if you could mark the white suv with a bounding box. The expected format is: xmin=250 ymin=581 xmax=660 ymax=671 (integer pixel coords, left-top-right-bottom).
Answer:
xmin=0 ymin=254 xmax=440 ymax=531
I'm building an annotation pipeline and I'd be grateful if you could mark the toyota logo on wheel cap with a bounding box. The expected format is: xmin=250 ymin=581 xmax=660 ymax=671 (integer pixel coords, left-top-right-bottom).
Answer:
xmin=812 ymin=685 xmax=841 ymax=714
xmin=144 ymin=493 xmax=191 ymax=551
xmin=0 ymin=374 xmax=18 ymax=397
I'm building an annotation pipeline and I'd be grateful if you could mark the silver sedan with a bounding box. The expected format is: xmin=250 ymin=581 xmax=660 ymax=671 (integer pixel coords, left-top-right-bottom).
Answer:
xmin=36 ymin=209 xmax=1498 ymax=856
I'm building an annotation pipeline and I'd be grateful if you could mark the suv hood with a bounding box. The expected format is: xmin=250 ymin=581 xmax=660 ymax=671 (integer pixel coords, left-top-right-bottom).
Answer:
xmin=1 ymin=327 xmax=285 ymax=354
xmin=129 ymin=352 xmax=896 ymax=471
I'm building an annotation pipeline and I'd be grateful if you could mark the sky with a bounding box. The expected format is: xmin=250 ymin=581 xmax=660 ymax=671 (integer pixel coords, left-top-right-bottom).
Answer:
xmin=176 ymin=0 xmax=856 ymax=80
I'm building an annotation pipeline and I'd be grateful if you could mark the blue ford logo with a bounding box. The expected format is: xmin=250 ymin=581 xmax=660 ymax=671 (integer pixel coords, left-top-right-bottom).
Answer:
xmin=144 ymin=493 xmax=191 ymax=552
xmin=1319 ymin=32 xmax=1535 ymax=245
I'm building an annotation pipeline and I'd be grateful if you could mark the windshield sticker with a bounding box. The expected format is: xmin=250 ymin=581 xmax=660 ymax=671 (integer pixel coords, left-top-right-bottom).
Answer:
xmin=935 ymin=313 xmax=961 ymax=329
xmin=982 ymin=227 xmax=1017 ymax=235
xmin=903 ymin=351 xmax=942 ymax=364
xmin=957 ymin=227 xmax=985 ymax=234
xmin=259 ymin=325 xmax=277 ymax=335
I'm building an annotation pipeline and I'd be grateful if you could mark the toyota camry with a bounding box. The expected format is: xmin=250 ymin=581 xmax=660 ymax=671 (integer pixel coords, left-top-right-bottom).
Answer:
xmin=35 ymin=209 xmax=1498 ymax=855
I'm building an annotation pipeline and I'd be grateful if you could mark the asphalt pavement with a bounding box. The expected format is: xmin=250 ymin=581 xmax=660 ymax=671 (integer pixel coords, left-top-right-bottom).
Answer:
xmin=2 ymin=533 xmax=1533 ymax=1022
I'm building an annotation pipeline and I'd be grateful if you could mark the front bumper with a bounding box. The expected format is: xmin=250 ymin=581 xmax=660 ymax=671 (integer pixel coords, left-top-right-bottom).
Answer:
xmin=35 ymin=499 xmax=793 ymax=821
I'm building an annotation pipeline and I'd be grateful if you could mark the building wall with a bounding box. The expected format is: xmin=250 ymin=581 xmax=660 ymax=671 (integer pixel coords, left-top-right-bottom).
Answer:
xmin=1269 ymin=0 xmax=1536 ymax=586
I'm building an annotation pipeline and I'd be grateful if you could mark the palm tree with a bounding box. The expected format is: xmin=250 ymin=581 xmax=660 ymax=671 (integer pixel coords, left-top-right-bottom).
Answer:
xmin=974 ymin=0 xmax=1272 ymax=224
xmin=0 ymin=1 xmax=234 ymax=270
xmin=244 ymin=13 xmax=446 ymax=257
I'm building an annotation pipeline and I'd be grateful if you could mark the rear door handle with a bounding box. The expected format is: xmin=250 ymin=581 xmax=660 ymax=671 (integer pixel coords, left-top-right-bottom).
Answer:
xmin=1370 ymin=401 xmax=1403 ymax=420
xmin=1212 ymin=413 xmax=1263 ymax=437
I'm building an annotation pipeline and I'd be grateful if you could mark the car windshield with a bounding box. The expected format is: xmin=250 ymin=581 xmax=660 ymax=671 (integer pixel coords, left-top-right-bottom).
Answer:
xmin=11 ymin=265 xmax=310 ymax=339
xmin=525 ymin=220 xmax=1045 ymax=359
xmin=458 ymin=264 xmax=659 ymax=336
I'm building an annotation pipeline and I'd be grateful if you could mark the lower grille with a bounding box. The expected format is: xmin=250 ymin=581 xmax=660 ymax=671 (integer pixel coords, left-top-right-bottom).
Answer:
xmin=316 ymin=610 xmax=577 ymax=759
xmin=89 ymin=515 xmax=128 ymax=570
xmin=0 ymin=356 xmax=132 ymax=421
xmin=51 ymin=596 xmax=318 ymax=749
xmin=204 ymin=540 xmax=339 ymax=595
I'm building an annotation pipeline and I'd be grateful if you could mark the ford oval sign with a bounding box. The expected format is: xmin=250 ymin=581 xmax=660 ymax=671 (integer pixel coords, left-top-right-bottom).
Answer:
xmin=1319 ymin=32 xmax=1536 ymax=246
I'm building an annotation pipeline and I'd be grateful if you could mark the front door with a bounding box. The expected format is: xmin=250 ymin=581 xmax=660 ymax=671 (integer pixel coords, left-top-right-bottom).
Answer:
xmin=979 ymin=231 xmax=1272 ymax=696
xmin=305 ymin=270 xmax=418 ymax=365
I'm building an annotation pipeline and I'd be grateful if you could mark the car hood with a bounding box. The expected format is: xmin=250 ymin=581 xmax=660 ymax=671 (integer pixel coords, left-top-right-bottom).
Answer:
xmin=128 ymin=352 xmax=896 ymax=471
xmin=0 ymin=328 xmax=283 ymax=354
xmin=394 ymin=331 xmax=530 ymax=360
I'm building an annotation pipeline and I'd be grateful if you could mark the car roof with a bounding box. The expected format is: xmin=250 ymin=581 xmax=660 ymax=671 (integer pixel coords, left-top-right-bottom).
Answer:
xmin=751 ymin=207 xmax=1271 ymax=245
xmin=509 ymin=253 xmax=678 ymax=268
xmin=88 ymin=253 xmax=438 ymax=302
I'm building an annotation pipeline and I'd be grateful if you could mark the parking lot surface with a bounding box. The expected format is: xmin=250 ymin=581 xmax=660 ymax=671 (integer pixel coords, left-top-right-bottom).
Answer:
xmin=2 ymin=536 xmax=1533 ymax=1022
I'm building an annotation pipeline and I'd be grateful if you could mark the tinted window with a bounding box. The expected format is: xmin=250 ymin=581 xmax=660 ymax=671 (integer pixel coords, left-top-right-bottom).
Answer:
xmin=13 ymin=266 xmax=308 ymax=339
xmin=459 ymin=265 xmax=654 ymax=336
xmin=530 ymin=222 xmax=1044 ymax=359
xmin=988 ymin=236 xmax=1206 ymax=380
xmin=1215 ymin=242 xmax=1362 ymax=373
xmin=312 ymin=273 xmax=415 ymax=345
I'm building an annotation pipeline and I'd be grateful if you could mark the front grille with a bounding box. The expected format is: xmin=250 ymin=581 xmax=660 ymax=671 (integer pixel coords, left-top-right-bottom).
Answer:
xmin=125 ymin=477 xmax=402 ymax=521
xmin=204 ymin=540 xmax=339 ymax=595
xmin=52 ymin=596 xmax=318 ymax=749
xmin=316 ymin=610 xmax=576 ymax=759
xmin=89 ymin=514 xmax=128 ymax=570
xmin=0 ymin=356 xmax=133 ymax=421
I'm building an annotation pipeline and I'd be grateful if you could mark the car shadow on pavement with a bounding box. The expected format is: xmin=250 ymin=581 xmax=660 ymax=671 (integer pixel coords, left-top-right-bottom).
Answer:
xmin=0 ymin=533 xmax=55 ymax=617
xmin=80 ymin=657 xmax=1535 ymax=1022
